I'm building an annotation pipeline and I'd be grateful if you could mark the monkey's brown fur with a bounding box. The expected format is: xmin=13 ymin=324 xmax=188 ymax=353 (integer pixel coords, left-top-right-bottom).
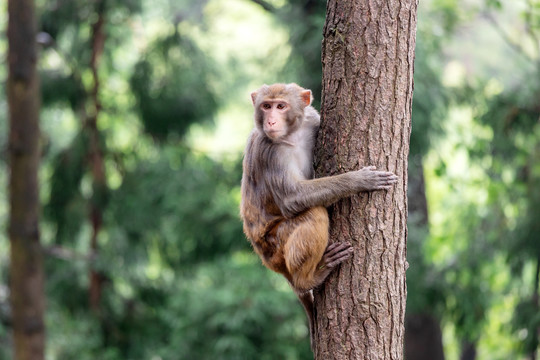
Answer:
xmin=240 ymin=83 xmax=398 ymax=346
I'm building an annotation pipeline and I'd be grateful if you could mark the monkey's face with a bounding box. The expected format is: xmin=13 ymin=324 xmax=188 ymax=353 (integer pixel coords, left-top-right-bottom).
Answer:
xmin=251 ymin=83 xmax=313 ymax=142
xmin=258 ymin=100 xmax=291 ymax=140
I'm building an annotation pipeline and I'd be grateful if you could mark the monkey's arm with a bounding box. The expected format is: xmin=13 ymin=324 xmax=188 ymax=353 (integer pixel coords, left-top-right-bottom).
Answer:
xmin=275 ymin=167 xmax=398 ymax=218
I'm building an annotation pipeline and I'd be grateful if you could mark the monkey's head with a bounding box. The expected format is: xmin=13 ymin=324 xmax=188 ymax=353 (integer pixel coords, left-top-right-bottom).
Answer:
xmin=251 ymin=83 xmax=312 ymax=141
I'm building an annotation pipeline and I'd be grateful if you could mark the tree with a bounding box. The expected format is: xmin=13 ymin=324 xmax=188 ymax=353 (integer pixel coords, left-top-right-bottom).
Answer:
xmin=7 ymin=0 xmax=45 ymax=358
xmin=313 ymin=0 xmax=417 ymax=358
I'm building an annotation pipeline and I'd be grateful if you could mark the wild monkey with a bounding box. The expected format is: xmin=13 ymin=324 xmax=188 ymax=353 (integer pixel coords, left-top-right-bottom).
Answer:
xmin=240 ymin=83 xmax=398 ymax=346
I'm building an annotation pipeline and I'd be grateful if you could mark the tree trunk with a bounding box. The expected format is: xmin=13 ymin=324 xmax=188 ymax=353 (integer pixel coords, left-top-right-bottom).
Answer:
xmin=7 ymin=0 xmax=45 ymax=358
xmin=87 ymin=0 xmax=107 ymax=313
xmin=314 ymin=0 xmax=417 ymax=358
xmin=405 ymin=313 xmax=445 ymax=360
xmin=459 ymin=340 xmax=477 ymax=360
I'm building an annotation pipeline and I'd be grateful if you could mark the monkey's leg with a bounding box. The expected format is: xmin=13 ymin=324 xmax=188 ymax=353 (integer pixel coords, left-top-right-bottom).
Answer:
xmin=283 ymin=206 xmax=328 ymax=292
xmin=286 ymin=234 xmax=354 ymax=292
xmin=283 ymin=206 xmax=354 ymax=293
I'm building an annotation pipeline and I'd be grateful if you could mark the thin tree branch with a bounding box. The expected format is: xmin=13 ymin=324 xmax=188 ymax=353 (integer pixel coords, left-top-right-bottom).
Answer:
xmin=87 ymin=0 xmax=108 ymax=313
xmin=249 ymin=0 xmax=276 ymax=12
xmin=484 ymin=11 xmax=536 ymax=64
xmin=524 ymin=0 xmax=540 ymax=60
xmin=43 ymin=245 xmax=95 ymax=261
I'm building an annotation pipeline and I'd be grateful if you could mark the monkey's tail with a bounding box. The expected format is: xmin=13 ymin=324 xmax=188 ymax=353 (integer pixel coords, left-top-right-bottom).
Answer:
xmin=297 ymin=290 xmax=316 ymax=352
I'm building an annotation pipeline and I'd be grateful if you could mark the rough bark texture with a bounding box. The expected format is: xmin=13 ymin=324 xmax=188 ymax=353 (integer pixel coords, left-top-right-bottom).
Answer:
xmin=7 ymin=0 xmax=45 ymax=358
xmin=314 ymin=0 xmax=417 ymax=359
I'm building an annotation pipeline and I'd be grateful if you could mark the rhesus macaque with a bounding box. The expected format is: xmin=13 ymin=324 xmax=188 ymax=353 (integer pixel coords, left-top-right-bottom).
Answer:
xmin=240 ymin=83 xmax=398 ymax=346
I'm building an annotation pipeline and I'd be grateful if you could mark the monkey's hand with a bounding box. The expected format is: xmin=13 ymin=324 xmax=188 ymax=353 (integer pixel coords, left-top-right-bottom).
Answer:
xmin=353 ymin=166 xmax=398 ymax=191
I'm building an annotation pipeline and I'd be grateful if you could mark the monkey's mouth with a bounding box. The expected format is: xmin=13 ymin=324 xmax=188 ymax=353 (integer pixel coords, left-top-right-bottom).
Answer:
xmin=265 ymin=129 xmax=284 ymax=139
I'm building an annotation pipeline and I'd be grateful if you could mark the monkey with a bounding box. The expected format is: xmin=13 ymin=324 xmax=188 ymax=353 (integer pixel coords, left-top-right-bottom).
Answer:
xmin=240 ymin=83 xmax=398 ymax=347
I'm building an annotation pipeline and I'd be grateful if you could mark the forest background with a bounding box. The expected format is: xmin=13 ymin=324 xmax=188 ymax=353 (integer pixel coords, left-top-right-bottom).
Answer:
xmin=1 ymin=0 xmax=540 ymax=359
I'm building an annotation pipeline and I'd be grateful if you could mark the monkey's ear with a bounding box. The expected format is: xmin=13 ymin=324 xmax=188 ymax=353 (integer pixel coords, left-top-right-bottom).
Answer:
xmin=301 ymin=90 xmax=312 ymax=106
xmin=251 ymin=92 xmax=258 ymax=105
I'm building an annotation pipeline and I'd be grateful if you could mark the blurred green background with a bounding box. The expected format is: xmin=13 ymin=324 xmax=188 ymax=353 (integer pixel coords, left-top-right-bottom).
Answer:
xmin=1 ymin=0 xmax=540 ymax=359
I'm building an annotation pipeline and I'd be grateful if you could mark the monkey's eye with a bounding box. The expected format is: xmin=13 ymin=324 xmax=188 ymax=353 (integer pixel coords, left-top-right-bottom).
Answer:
xmin=262 ymin=103 xmax=271 ymax=110
xmin=277 ymin=103 xmax=286 ymax=110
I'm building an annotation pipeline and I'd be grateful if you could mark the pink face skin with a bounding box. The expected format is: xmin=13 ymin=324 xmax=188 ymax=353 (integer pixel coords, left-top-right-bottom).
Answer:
xmin=251 ymin=85 xmax=312 ymax=142
xmin=260 ymin=100 xmax=289 ymax=140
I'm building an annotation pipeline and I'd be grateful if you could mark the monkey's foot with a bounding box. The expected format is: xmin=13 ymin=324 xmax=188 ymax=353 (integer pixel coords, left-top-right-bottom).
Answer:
xmin=320 ymin=242 xmax=353 ymax=269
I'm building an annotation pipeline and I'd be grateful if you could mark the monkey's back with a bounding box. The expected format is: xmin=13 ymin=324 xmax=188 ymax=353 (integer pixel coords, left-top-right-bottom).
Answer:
xmin=240 ymin=131 xmax=293 ymax=276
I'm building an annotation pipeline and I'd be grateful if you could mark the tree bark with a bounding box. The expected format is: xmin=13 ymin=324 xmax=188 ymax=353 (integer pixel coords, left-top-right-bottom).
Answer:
xmin=7 ymin=0 xmax=45 ymax=358
xmin=314 ymin=0 xmax=417 ymax=359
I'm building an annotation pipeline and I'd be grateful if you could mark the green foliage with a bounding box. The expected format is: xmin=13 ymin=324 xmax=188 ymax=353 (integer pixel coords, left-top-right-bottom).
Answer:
xmin=277 ymin=1 xmax=326 ymax=103
xmin=43 ymin=151 xmax=287 ymax=359
xmin=158 ymin=256 xmax=312 ymax=360
xmin=49 ymin=255 xmax=312 ymax=360
xmin=1 ymin=0 xmax=538 ymax=359
xmin=44 ymin=131 xmax=89 ymax=243
xmin=510 ymin=196 xmax=540 ymax=277
xmin=47 ymin=304 xmax=124 ymax=360
xmin=430 ymin=0 xmax=463 ymax=32
xmin=39 ymin=0 xmax=142 ymax=81
xmin=0 ymin=300 xmax=10 ymax=360
xmin=512 ymin=296 xmax=540 ymax=355
xmin=410 ymin=33 xmax=448 ymax=157
xmin=449 ymin=50 xmax=540 ymax=355
xmin=478 ymin=81 xmax=540 ymax=356
xmin=130 ymin=32 xmax=218 ymax=140
xmin=41 ymin=72 xmax=85 ymax=110
xmin=44 ymin=128 xmax=112 ymax=244
xmin=475 ymin=80 xmax=540 ymax=163
xmin=473 ymin=77 xmax=540 ymax=266
xmin=0 ymin=1 xmax=320 ymax=359
xmin=405 ymin=213 xmax=447 ymax=314
xmin=40 ymin=0 xmax=141 ymax=41
xmin=108 ymin=149 xmax=246 ymax=266
xmin=404 ymin=0 xmax=452 ymax=338
xmin=485 ymin=0 xmax=502 ymax=10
